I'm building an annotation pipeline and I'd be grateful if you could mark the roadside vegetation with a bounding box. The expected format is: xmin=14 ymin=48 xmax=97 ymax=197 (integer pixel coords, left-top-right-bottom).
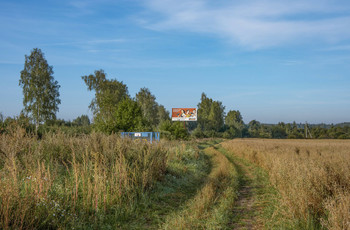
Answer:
xmin=0 ymin=125 xmax=235 ymax=229
xmin=0 ymin=126 xmax=168 ymax=229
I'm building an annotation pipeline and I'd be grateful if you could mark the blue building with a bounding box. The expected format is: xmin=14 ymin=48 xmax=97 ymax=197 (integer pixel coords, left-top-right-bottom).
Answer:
xmin=120 ymin=132 xmax=160 ymax=143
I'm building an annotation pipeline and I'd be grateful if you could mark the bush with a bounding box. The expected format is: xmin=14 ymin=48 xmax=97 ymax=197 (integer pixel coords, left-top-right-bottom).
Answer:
xmin=159 ymin=120 xmax=189 ymax=140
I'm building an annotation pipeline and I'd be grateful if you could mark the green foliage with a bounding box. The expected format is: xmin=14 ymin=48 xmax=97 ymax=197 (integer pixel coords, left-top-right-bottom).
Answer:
xmin=114 ymin=98 xmax=149 ymax=132
xmin=197 ymin=93 xmax=225 ymax=132
xmin=248 ymin=120 xmax=261 ymax=138
xmin=19 ymin=48 xmax=61 ymax=130
xmin=225 ymin=110 xmax=244 ymax=127
xmin=136 ymin=87 xmax=159 ymax=127
xmin=157 ymin=104 xmax=170 ymax=123
xmin=159 ymin=120 xmax=189 ymax=140
xmin=271 ymin=125 xmax=287 ymax=139
xmin=208 ymin=101 xmax=225 ymax=131
xmin=82 ymin=69 xmax=129 ymax=117
xmin=287 ymin=122 xmax=304 ymax=139
xmin=192 ymin=124 xmax=205 ymax=138
xmin=204 ymin=130 xmax=223 ymax=138
xmin=258 ymin=125 xmax=272 ymax=138
xmin=37 ymin=124 xmax=92 ymax=136
xmin=73 ymin=115 xmax=90 ymax=126
xmin=82 ymin=70 xmax=129 ymax=133
xmin=223 ymin=126 xmax=240 ymax=139
xmin=225 ymin=110 xmax=245 ymax=137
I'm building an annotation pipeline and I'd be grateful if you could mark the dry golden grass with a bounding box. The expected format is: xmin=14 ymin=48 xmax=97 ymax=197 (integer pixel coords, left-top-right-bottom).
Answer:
xmin=0 ymin=126 xmax=168 ymax=229
xmin=222 ymin=139 xmax=350 ymax=229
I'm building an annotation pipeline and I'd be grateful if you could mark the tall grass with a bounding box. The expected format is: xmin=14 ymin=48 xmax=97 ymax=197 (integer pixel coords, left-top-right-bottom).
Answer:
xmin=222 ymin=139 xmax=350 ymax=230
xmin=0 ymin=126 xmax=168 ymax=229
xmin=163 ymin=145 xmax=239 ymax=229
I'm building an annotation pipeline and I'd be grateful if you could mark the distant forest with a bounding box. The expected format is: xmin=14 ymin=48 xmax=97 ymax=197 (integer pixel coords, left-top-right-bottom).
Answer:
xmin=1 ymin=48 xmax=349 ymax=139
xmin=2 ymin=89 xmax=349 ymax=140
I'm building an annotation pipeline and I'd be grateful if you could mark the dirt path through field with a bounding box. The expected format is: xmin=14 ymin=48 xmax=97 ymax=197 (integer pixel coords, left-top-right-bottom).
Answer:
xmin=215 ymin=145 xmax=274 ymax=230
xmin=229 ymin=160 xmax=262 ymax=229
xmin=161 ymin=144 xmax=239 ymax=229
xmin=126 ymin=141 xmax=276 ymax=229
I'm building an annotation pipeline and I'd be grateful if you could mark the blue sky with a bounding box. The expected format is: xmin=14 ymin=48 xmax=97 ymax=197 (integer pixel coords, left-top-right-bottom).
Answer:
xmin=0 ymin=0 xmax=350 ymax=124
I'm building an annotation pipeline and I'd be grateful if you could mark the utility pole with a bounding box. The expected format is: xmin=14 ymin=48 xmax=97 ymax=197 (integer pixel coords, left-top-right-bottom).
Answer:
xmin=305 ymin=122 xmax=313 ymax=139
xmin=305 ymin=122 xmax=307 ymax=138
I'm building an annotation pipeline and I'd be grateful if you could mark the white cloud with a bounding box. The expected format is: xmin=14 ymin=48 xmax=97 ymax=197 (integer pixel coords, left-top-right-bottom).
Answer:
xmin=142 ymin=0 xmax=350 ymax=49
xmin=43 ymin=39 xmax=126 ymax=47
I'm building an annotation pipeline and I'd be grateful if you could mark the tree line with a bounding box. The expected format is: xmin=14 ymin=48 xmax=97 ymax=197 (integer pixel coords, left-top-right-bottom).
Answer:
xmin=1 ymin=48 xmax=349 ymax=139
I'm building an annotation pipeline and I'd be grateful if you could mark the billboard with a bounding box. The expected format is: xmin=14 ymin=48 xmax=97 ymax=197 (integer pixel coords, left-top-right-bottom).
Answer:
xmin=172 ymin=108 xmax=197 ymax=121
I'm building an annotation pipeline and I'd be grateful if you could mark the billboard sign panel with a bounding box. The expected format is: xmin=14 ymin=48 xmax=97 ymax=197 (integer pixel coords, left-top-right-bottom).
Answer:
xmin=172 ymin=108 xmax=197 ymax=121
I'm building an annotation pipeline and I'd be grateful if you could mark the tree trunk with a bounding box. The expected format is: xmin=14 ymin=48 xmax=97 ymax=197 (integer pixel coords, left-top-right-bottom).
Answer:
xmin=36 ymin=122 xmax=39 ymax=135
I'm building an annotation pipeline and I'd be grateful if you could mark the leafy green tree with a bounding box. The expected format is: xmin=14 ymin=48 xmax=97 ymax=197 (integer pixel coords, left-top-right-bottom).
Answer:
xmin=197 ymin=93 xmax=212 ymax=130
xmin=136 ymin=88 xmax=159 ymax=127
xmin=82 ymin=70 xmax=128 ymax=118
xmin=208 ymin=101 xmax=225 ymax=132
xmin=157 ymin=105 xmax=170 ymax=123
xmin=192 ymin=123 xmax=205 ymax=138
xmin=271 ymin=125 xmax=287 ymax=139
xmin=172 ymin=122 xmax=189 ymax=140
xmin=197 ymin=93 xmax=225 ymax=133
xmin=223 ymin=126 xmax=239 ymax=139
xmin=248 ymin=120 xmax=261 ymax=137
xmin=259 ymin=125 xmax=272 ymax=138
xmin=159 ymin=120 xmax=189 ymax=140
xmin=114 ymin=98 xmax=146 ymax=132
xmin=287 ymin=121 xmax=303 ymax=139
xmin=19 ymin=48 xmax=61 ymax=132
xmin=82 ymin=70 xmax=129 ymax=132
xmin=73 ymin=115 xmax=90 ymax=126
xmin=225 ymin=110 xmax=245 ymax=137
xmin=225 ymin=110 xmax=243 ymax=127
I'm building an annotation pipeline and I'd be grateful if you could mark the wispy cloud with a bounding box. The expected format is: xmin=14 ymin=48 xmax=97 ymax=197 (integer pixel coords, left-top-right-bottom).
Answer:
xmin=141 ymin=0 xmax=350 ymax=49
xmin=42 ymin=39 xmax=126 ymax=47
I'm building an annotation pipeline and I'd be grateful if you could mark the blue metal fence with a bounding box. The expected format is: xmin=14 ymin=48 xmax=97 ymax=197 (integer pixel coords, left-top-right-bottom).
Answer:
xmin=120 ymin=132 xmax=160 ymax=143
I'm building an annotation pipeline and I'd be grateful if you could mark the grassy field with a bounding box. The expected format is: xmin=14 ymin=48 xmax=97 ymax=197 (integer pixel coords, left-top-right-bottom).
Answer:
xmin=0 ymin=126 xmax=169 ymax=229
xmin=222 ymin=139 xmax=350 ymax=230
xmin=1 ymin=127 xmax=350 ymax=229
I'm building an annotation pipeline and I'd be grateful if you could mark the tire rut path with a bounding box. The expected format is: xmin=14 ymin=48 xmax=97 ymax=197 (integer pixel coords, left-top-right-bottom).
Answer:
xmin=224 ymin=154 xmax=263 ymax=230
